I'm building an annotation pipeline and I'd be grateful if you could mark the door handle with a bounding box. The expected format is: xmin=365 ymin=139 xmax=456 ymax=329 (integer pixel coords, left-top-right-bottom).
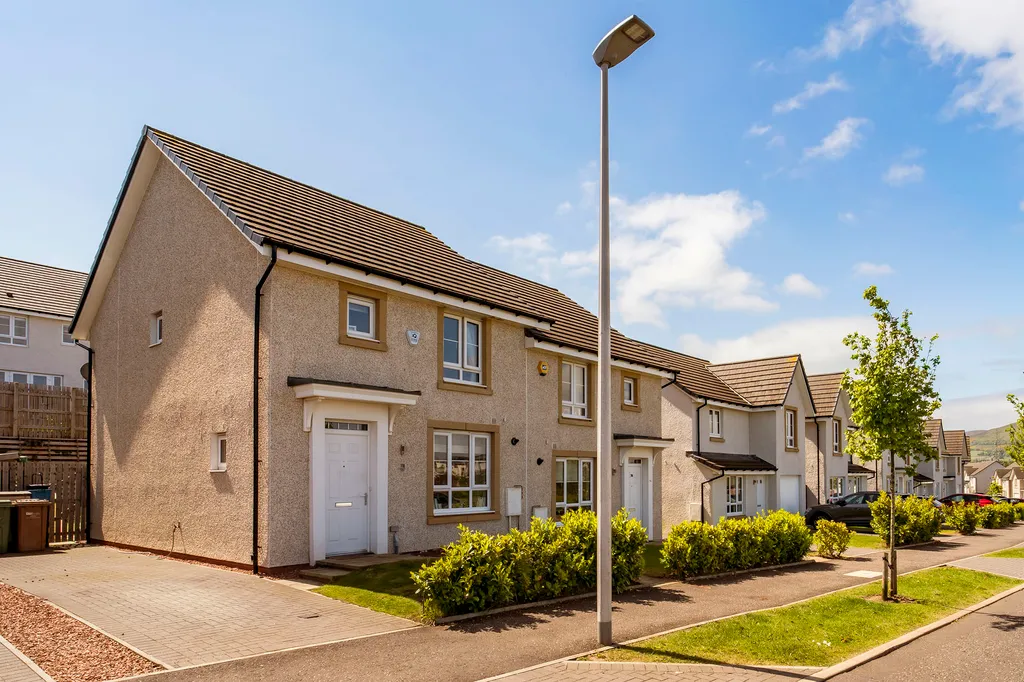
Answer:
xmin=363 ymin=493 xmax=368 ymax=506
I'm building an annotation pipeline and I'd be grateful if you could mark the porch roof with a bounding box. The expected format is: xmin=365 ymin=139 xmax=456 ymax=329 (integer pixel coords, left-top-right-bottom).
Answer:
xmin=848 ymin=463 xmax=874 ymax=475
xmin=686 ymin=451 xmax=776 ymax=472
xmin=913 ymin=472 xmax=933 ymax=483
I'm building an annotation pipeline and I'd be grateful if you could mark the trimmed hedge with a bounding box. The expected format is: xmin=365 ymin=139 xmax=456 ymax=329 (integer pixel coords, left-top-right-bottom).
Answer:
xmin=1015 ymin=503 xmax=1024 ymax=522
xmin=978 ymin=502 xmax=1016 ymax=529
xmin=411 ymin=509 xmax=647 ymax=619
xmin=660 ymin=510 xmax=812 ymax=579
xmin=943 ymin=503 xmax=979 ymax=535
xmin=869 ymin=492 xmax=942 ymax=546
xmin=814 ymin=519 xmax=852 ymax=558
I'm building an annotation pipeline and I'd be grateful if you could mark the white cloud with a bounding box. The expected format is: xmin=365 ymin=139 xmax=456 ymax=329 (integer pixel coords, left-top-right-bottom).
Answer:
xmin=773 ymin=73 xmax=850 ymax=114
xmin=489 ymin=233 xmax=553 ymax=254
xmin=747 ymin=123 xmax=772 ymax=137
xmin=555 ymin=201 xmax=573 ymax=216
xmin=807 ymin=0 xmax=1024 ymax=130
xmin=560 ymin=190 xmax=775 ymax=326
xmin=780 ymin=273 xmax=826 ymax=298
xmin=853 ymin=261 xmax=894 ymax=276
xmin=679 ymin=316 xmax=876 ymax=372
xmin=804 ymin=118 xmax=869 ymax=159
xmin=936 ymin=390 xmax=1024 ymax=431
xmin=839 ymin=211 xmax=857 ymax=223
xmin=883 ymin=163 xmax=925 ymax=185
xmin=1019 ymin=199 xmax=1024 ymax=212
xmin=802 ymin=0 xmax=899 ymax=60
xmin=767 ymin=135 xmax=786 ymax=149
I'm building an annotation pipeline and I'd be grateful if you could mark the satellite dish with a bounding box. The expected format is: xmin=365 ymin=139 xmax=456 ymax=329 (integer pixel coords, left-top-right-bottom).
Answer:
xmin=80 ymin=363 xmax=90 ymax=381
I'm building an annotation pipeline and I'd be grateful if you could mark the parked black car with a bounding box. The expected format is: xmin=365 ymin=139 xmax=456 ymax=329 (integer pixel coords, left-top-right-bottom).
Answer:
xmin=938 ymin=493 xmax=995 ymax=506
xmin=805 ymin=491 xmax=881 ymax=528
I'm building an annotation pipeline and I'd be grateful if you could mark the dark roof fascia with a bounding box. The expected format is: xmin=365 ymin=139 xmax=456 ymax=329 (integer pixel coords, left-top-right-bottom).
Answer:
xmin=795 ymin=357 xmax=818 ymax=417
xmin=70 ymin=127 xmax=149 ymax=333
xmin=287 ymin=376 xmax=422 ymax=395
xmin=613 ymin=433 xmax=674 ymax=443
xmin=685 ymin=451 xmax=777 ymax=472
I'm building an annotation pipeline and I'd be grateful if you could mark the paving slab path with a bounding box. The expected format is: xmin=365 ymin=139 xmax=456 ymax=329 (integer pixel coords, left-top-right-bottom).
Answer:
xmin=0 ymin=639 xmax=48 ymax=682
xmin=140 ymin=525 xmax=1024 ymax=682
xmin=0 ymin=546 xmax=415 ymax=669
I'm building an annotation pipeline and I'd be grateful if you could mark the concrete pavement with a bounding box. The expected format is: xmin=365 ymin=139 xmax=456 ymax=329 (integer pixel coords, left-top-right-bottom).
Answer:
xmin=137 ymin=525 xmax=1024 ymax=682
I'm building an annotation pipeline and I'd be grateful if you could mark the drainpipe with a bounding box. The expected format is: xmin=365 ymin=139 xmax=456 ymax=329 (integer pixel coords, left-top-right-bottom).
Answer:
xmin=815 ymin=421 xmax=821 ymax=503
xmin=252 ymin=245 xmax=277 ymax=575
xmin=74 ymin=340 xmax=94 ymax=542
xmin=694 ymin=398 xmax=712 ymax=523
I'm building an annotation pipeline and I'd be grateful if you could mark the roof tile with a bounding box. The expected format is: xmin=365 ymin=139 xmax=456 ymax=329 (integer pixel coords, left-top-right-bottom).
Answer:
xmin=0 ymin=257 xmax=87 ymax=318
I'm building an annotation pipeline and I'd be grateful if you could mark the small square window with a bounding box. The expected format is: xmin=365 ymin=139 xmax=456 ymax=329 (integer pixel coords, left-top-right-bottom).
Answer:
xmin=347 ymin=296 xmax=375 ymax=339
xmin=211 ymin=434 xmax=227 ymax=472
xmin=61 ymin=324 xmax=75 ymax=345
xmin=150 ymin=312 xmax=163 ymax=346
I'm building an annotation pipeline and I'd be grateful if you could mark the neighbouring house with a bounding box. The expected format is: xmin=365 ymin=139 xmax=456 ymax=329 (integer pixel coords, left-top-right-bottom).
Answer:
xmin=0 ymin=256 xmax=89 ymax=388
xmin=913 ymin=419 xmax=946 ymax=498
xmin=964 ymin=460 xmax=1002 ymax=495
xmin=69 ymin=127 xmax=679 ymax=571
xmin=995 ymin=465 xmax=1023 ymax=499
xmin=652 ymin=350 xmax=816 ymax=526
xmin=804 ymin=372 xmax=855 ymax=506
xmin=943 ymin=428 xmax=970 ymax=496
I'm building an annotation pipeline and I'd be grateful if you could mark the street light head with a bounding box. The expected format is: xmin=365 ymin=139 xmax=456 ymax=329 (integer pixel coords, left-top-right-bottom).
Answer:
xmin=592 ymin=15 xmax=655 ymax=68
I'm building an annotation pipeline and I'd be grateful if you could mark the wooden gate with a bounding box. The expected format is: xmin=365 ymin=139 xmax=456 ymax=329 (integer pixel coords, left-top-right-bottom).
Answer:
xmin=1 ymin=439 xmax=89 ymax=544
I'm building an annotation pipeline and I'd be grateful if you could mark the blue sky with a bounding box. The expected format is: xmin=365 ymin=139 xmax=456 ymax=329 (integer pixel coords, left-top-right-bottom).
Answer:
xmin=1 ymin=1 xmax=1021 ymax=429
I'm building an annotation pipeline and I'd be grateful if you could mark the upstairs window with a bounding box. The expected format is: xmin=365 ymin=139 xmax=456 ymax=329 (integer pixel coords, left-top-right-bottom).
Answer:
xmin=61 ymin=324 xmax=75 ymax=345
xmin=442 ymin=315 xmax=482 ymax=384
xmin=150 ymin=311 xmax=163 ymax=346
xmin=561 ymin=362 xmax=588 ymax=419
xmin=623 ymin=377 xmax=636 ymax=406
xmin=0 ymin=314 xmax=28 ymax=346
xmin=709 ymin=408 xmax=723 ymax=439
xmin=833 ymin=419 xmax=842 ymax=454
xmin=785 ymin=408 xmax=797 ymax=450
xmin=346 ymin=296 xmax=375 ymax=339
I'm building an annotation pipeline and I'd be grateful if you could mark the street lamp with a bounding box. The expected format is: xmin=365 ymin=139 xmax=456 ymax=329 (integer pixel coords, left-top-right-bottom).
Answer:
xmin=591 ymin=15 xmax=654 ymax=646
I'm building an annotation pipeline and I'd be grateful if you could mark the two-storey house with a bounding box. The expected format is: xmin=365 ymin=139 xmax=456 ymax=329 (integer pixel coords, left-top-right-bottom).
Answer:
xmin=0 ymin=256 xmax=88 ymax=388
xmin=70 ymin=127 xmax=677 ymax=571
xmin=804 ymin=372 xmax=855 ymax=505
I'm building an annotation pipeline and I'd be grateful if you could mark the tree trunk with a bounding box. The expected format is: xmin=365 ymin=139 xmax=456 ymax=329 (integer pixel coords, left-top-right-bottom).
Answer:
xmin=888 ymin=452 xmax=898 ymax=599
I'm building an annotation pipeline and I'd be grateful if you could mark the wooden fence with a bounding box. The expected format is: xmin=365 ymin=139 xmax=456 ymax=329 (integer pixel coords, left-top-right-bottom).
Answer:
xmin=0 ymin=382 xmax=88 ymax=440
xmin=1 ymin=438 xmax=89 ymax=544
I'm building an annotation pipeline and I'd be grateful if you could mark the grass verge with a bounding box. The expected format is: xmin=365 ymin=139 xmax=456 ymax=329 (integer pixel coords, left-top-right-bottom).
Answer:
xmin=588 ymin=566 xmax=1020 ymax=667
xmin=985 ymin=547 xmax=1024 ymax=559
xmin=314 ymin=560 xmax=428 ymax=621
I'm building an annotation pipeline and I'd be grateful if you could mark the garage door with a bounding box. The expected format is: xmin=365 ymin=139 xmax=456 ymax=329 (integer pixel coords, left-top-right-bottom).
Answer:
xmin=780 ymin=475 xmax=801 ymax=514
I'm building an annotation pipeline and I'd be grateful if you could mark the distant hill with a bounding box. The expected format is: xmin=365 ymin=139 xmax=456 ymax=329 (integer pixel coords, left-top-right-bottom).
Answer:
xmin=968 ymin=424 xmax=1011 ymax=462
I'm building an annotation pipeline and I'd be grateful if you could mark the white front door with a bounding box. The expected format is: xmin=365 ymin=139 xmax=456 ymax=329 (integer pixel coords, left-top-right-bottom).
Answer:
xmin=624 ymin=458 xmax=648 ymax=533
xmin=751 ymin=477 xmax=766 ymax=515
xmin=780 ymin=475 xmax=801 ymax=514
xmin=325 ymin=424 xmax=369 ymax=555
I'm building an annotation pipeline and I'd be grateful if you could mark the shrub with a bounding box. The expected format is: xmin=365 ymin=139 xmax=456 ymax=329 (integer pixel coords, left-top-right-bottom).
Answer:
xmin=980 ymin=502 xmax=1016 ymax=529
xmin=814 ymin=519 xmax=852 ymax=558
xmin=1015 ymin=503 xmax=1024 ymax=522
xmin=411 ymin=508 xmax=646 ymax=618
xmin=869 ymin=492 xmax=942 ymax=546
xmin=944 ymin=503 xmax=979 ymax=535
xmin=660 ymin=510 xmax=811 ymax=579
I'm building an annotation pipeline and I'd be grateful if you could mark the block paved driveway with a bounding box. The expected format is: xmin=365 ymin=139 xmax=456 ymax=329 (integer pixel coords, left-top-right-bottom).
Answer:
xmin=0 ymin=640 xmax=46 ymax=682
xmin=0 ymin=546 xmax=415 ymax=669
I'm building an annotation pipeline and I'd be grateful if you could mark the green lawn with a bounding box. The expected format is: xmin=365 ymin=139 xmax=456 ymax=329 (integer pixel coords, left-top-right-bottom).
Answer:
xmin=643 ymin=543 xmax=669 ymax=578
xmin=314 ymin=560 xmax=428 ymax=622
xmin=589 ymin=567 xmax=1020 ymax=667
xmin=985 ymin=547 xmax=1024 ymax=559
xmin=846 ymin=532 xmax=885 ymax=549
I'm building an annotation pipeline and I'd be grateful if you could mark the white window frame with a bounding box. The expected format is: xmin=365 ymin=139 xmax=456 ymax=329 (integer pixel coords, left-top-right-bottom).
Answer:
xmin=555 ymin=456 xmax=594 ymax=517
xmin=150 ymin=312 xmax=163 ymax=346
xmin=210 ymin=433 xmax=227 ymax=472
xmin=829 ymin=476 xmax=846 ymax=498
xmin=61 ymin=324 xmax=75 ymax=346
xmin=0 ymin=314 xmax=28 ymax=346
xmin=725 ymin=475 xmax=744 ymax=516
xmin=833 ymin=420 xmax=842 ymax=454
xmin=1 ymin=370 xmax=62 ymax=387
xmin=442 ymin=314 xmax=483 ymax=385
xmin=709 ymin=408 xmax=722 ymax=438
xmin=785 ymin=409 xmax=796 ymax=449
xmin=623 ymin=377 xmax=636 ymax=406
xmin=432 ymin=430 xmax=491 ymax=514
xmin=561 ymin=361 xmax=589 ymax=419
xmin=346 ymin=295 xmax=376 ymax=340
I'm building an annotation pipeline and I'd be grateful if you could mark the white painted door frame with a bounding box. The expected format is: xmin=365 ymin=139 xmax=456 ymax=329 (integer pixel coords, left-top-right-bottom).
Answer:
xmin=618 ymin=446 xmax=654 ymax=540
xmin=324 ymin=425 xmax=371 ymax=556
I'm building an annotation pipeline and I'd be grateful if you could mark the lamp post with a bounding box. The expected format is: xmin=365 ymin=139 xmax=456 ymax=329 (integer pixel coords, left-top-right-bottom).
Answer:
xmin=591 ymin=15 xmax=654 ymax=646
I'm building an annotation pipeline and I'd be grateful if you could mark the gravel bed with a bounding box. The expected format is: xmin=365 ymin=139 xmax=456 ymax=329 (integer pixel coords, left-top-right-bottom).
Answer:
xmin=0 ymin=582 xmax=160 ymax=682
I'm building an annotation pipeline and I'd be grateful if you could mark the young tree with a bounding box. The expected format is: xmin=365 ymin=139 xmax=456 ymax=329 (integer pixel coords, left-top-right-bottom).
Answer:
xmin=842 ymin=286 xmax=940 ymax=600
xmin=988 ymin=478 xmax=1004 ymax=497
xmin=1007 ymin=394 xmax=1024 ymax=467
